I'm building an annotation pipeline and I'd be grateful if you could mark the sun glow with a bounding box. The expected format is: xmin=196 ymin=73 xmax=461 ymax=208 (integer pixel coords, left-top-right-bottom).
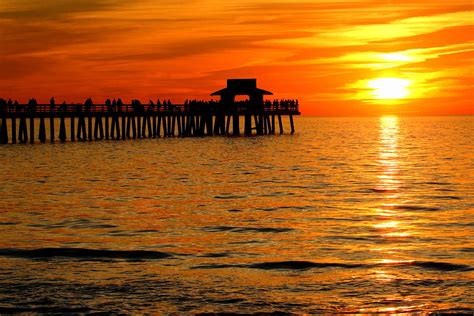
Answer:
xmin=368 ymin=78 xmax=411 ymax=100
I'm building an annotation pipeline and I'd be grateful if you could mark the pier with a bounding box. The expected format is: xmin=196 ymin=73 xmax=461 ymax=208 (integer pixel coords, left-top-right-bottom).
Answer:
xmin=0 ymin=79 xmax=300 ymax=144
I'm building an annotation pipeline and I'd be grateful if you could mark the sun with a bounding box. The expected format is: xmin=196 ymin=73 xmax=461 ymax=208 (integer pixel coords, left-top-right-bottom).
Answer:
xmin=368 ymin=78 xmax=411 ymax=100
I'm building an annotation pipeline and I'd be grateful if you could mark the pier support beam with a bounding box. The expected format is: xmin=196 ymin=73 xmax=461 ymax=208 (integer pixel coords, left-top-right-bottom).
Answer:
xmin=59 ymin=114 xmax=67 ymax=142
xmin=11 ymin=116 xmax=16 ymax=144
xmin=232 ymin=113 xmax=239 ymax=136
xmin=87 ymin=113 xmax=93 ymax=141
xmin=121 ymin=113 xmax=126 ymax=140
xmin=1 ymin=114 xmax=8 ymax=144
xmin=105 ymin=114 xmax=109 ymax=140
xmin=29 ymin=114 xmax=35 ymax=144
xmin=244 ymin=113 xmax=252 ymax=136
xmin=50 ymin=111 xmax=55 ymax=143
xmin=39 ymin=115 xmax=46 ymax=143
xmin=271 ymin=115 xmax=275 ymax=135
xmin=19 ymin=115 xmax=27 ymax=143
xmin=290 ymin=114 xmax=295 ymax=134
xmin=278 ymin=114 xmax=284 ymax=134
xmin=70 ymin=115 xmax=75 ymax=142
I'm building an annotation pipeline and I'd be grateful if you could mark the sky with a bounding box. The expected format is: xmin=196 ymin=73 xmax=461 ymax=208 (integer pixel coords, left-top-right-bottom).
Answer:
xmin=0 ymin=0 xmax=472 ymax=115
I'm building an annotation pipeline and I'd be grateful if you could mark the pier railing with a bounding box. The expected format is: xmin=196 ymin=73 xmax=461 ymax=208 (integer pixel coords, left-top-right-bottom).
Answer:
xmin=0 ymin=102 xmax=299 ymax=115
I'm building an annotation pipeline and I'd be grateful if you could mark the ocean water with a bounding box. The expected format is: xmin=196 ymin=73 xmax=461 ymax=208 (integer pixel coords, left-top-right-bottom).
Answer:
xmin=0 ymin=116 xmax=472 ymax=314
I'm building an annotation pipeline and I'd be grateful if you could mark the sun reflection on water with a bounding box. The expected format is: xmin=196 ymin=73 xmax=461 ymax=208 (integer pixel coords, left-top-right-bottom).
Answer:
xmin=372 ymin=117 xmax=413 ymax=270
xmin=365 ymin=116 xmax=422 ymax=313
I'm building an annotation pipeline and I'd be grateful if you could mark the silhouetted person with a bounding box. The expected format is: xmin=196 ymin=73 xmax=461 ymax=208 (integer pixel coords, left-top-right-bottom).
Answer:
xmin=7 ymin=99 xmax=13 ymax=112
xmin=156 ymin=99 xmax=161 ymax=111
xmin=85 ymin=98 xmax=93 ymax=112
xmin=148 ymin=100 xmax=155 ymax=112
xmin=14 ymin=100 xmax=20 ymax=112
xmin=106 ymin=99 xmax=112 ymax=112
xmin=50 ymin=97 xmax=56 ymax=109
xmin=60 ymin=101 xmax=67 ymax=112
xmin=28 ymin=98 xmax=38 ymax=113
xmin=132 ymin=100 xmax=143 ymax=113
xmin=117 ymin=98 xmax=123 ymax=112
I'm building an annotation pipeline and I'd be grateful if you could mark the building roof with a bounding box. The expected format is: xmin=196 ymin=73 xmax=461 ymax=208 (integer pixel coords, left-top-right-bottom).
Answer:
xmin=211 ymin=79 xmax=273 ymax=96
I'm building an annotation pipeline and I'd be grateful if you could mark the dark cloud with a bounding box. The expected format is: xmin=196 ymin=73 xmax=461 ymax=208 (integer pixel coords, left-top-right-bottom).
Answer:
xmin=0 ymin=0 xmax=125 ymax=20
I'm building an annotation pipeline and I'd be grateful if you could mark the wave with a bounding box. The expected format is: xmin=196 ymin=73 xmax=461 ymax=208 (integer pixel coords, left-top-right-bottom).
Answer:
xmin=202 ymin=226 xmax=294 ymax=233
xmin=193 ymin=260 xmax=473 ymax=272
xmin=411 ymin=261 xmax=473 ymax=272
xmin=0 ymin=307 xmax=91 ymax=314
xmin=0 ymin=248 xmax=172 ymax=260
xmin=248 ymin=261 xmax=363 ymax=270
xmin=393 ymin=205 xmax=441 ymax=212
xmin=369 ymin=188 xmax=397 ymax=193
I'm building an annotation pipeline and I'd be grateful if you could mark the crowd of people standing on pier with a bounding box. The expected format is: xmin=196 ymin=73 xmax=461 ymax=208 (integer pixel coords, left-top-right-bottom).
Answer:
xmin=1 ymin=97 xmax=299 ymax=113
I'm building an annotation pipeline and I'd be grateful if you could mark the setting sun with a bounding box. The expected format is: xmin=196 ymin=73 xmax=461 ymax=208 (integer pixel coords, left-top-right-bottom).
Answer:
xmin=368 ymin=78 xmax=411 ymax=100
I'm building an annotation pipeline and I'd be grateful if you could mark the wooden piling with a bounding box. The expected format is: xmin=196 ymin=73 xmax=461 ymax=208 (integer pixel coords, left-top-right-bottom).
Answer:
xmin=278 ymin=114 xmax=284 ymax=134
xmin=111 ymin=115 xmax=116 ymax=139
xmin=141 ymin=113 xmax=147 ymax=137
xmin=121 ymin=113 xmax=125 ymax=140
xmin=177 ymin=114 xmax=182 ymax=137
xmin=266 ymin=114 xmax=271 ymax=135
xmin=271 ymin=115 xmax=275 ymax=135
xmin=29 ymin=114 xmax=35 ymax=144
xmin=255 ymin=114 xmax=264 ymax=136
xmin=105 ymin=114 xmax=109 ymax=140
xmin=59 ymin=114 xmax=67 ymax=142
xmin=94 ymin=116 xmax=99 ymax=140
xmin=290 ymin=114 xmax=295 ymax=134
xmin=77 ymin=115 xmax=86 ymax=141
xmin=162 ymin=114 xmax=167 ymax=137
xmin=19 ymin=114 xmax=27 ymax=143
xmin=182 ymin=115 xmax=187 ymax=136
xmin=137 ymin=115 xmax=141 ymax=139
xmin=156 ymin=114 xmax=162 ymax=137
xmin=87 ymin=113 xmax=93 ymax=141
xmin=232 ymin=113 xmax=239 ymax=136
xmin=70 ymin=115 xmax=75 ymax=142
xmin=126 ymin=115 xmax=132 ymax=138
xmin=167 ymin=114 xmax=172 ymax=137
xmin=244 ymin=113 xmax=252 ymax=136
xmin=206 ymin=114 xmax=213 ymax=136
xmin=39 ymin=115 xmax=46 ymax=143
xmin=1 ymin=114 xmax=8 ymax=144
xmin=171 ymin=114 xmax=176 ymax=137
xmin=263 ymin=114 xmax=268 ymax=135
xmin=131 ymin=115 xmax=136 ymax=139
xmin=94 ymin=115 xmax=104 ymax=140
xmin=188 ymin=115 xmax=195 ymax=136
xmin=50 ymin=110 xmax=55 ymax=142
xmin=145 ymin=113 xmax=150 ymax=138
xmin=11 ymin=116 xmax=16 ymax=144
xmin=225 ymin=115 xmax=231 ymax=135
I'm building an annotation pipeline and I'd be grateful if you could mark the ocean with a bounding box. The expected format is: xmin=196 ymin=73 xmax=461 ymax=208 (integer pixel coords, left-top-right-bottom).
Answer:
xmin=0 ymin=116 xmax=472 ymax=313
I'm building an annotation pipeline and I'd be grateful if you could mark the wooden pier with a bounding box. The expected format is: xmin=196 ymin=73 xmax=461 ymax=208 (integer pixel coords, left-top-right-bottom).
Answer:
xmin=0 ymin=79 xmax=300 ymax=144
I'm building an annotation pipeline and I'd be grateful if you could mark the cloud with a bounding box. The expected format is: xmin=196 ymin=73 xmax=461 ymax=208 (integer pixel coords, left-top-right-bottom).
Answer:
xmin=0 ymin=0 xmax=124 ymax=20
xmin=269 ymin=10 xmax=473 ymax=47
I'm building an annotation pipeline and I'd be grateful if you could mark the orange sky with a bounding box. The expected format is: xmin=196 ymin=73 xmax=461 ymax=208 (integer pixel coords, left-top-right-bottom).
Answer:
xmin=0 ymin=0 xmax=472 ymax=115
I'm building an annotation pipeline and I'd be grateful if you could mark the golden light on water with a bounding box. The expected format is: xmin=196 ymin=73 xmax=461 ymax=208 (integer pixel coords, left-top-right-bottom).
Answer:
xmin=368 ymin=78 xmax=412 ymax=100
xmin=371 ymin=116 xmax=414 ymax=295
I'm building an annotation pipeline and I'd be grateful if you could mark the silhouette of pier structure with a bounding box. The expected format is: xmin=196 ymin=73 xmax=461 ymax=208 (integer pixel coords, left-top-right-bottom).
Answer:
xmin=0 ymin=79 xmax=300 ymax=144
